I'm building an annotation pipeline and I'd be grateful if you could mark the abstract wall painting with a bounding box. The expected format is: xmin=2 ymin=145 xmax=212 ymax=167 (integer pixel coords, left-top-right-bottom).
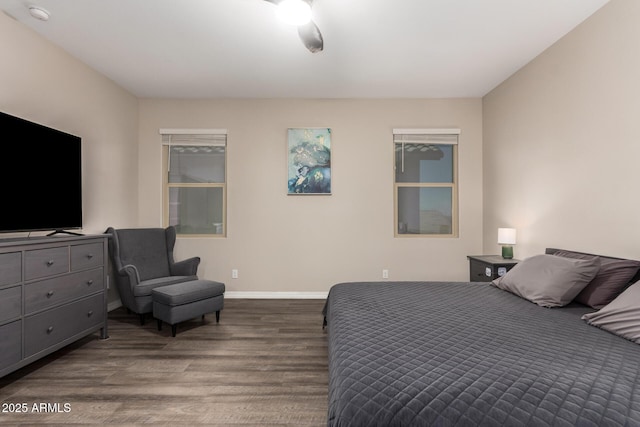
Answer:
xmin=287 ymin=128 xmax=331 ymax=195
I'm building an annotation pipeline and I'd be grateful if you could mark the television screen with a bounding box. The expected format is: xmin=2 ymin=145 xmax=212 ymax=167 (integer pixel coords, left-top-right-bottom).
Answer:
xmin=0 ymin=111 xmax=82 ymax=234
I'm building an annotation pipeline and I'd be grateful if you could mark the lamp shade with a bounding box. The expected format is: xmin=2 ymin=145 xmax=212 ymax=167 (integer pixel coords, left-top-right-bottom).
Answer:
xmin=498 ymin=228 xmax=516 ymax=245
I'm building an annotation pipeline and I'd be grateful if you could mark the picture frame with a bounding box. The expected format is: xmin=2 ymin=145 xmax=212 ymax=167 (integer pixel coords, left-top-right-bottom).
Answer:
xmin=287 ymin=128 xmax=332 ymax=195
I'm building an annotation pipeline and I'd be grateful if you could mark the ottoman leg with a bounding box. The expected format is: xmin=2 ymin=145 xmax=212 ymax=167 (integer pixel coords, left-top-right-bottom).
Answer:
xmin=216 ymin=310 xmax=220 ymax=323
xmin=172 ymin=324 xmax=177 ymax=337
xmin=157 ymin=319 xmax=162 ymax=331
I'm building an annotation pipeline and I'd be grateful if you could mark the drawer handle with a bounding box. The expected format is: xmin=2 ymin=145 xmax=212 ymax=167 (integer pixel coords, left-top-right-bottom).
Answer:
xmin=87 ymin=280 xmax=94 ymax=286
xmin=46 ymin=260 xmax=55 ymax=266
xmin=87 ymin=254 xmax=94 ymax=259
xmin=87 ymin=310 xmax=94 ymax=317
xmin=47 ymin=326 xmax=54 ymax=334
xmin=47 ymin=291 xmax=54 ymax=298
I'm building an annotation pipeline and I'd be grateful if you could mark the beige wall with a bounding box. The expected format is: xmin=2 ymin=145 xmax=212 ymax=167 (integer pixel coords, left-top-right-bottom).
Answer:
xmin=483 ymin=0 xmax=640 ymax=260
xmin=0 ymin=12 xmax=139 ymax=302
xmin=9 ymin=0 xmax=634 ymax=298
xmin=1 ymin=10 xmax=484 ymax=298
xmin=0 ymin=12 xmax=139 ymax=233
xmin=138 ymin=99 xmax=483 ymax=294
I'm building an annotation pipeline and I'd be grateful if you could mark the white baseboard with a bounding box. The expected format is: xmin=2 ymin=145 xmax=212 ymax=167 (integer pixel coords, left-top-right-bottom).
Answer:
xmin=224 ymin=291 xmax=328 ymax=299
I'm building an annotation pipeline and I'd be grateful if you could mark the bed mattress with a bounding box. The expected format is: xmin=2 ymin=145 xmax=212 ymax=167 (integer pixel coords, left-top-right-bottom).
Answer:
xmin=324 ymin=281 xmax=640 ymax=426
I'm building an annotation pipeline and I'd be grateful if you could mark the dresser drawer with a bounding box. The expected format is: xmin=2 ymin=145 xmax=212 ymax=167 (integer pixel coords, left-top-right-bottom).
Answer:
xmin=0 ymin=252 xmax=21 ymax=286
xmin=0 ymin=321 xmax=22 ymax=369
xmin=25 ymin=247 xmax=69 ymax=281
xmin=0 ymin=286 xmax=22 ymax=324
xmin=71 ymin=242 xmax=104 ymax=272
xmin=24 ymin=293 xmax=104 ymax=357
xmin=25 ymin=268 xmax=104 ymax=314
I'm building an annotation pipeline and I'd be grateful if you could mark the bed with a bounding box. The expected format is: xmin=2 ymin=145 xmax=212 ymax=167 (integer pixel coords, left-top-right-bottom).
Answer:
xmin=323 ymin=249 xmax=640 ymax=426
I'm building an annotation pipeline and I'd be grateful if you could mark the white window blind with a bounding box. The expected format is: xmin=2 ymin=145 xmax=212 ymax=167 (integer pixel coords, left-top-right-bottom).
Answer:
xmin=160 ymin=131 xmax=227 ymax=146
xmin=393 ymin=128 xmax=459 ymax=237
xmin=160 ymin=129 xmax=227 ymax=173
xmin=393 ymin=128 xmax=460 ymax=145
xmin=159 ymin=129 xmax=228 ymax=237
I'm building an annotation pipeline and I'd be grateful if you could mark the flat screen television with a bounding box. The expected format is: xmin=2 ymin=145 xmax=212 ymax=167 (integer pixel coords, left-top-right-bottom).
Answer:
xmin=0 ymin=111 xmax=82 ymax=235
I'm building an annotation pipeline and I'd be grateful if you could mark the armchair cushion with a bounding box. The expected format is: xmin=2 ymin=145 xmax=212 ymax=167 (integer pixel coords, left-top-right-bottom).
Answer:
xmin=133 ymin=276 xmax=199 ymax=297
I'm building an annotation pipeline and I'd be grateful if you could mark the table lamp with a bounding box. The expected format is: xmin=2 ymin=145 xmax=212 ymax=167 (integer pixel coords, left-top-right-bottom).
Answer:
xmin=498 ymin=228 xmax=516 ymax=259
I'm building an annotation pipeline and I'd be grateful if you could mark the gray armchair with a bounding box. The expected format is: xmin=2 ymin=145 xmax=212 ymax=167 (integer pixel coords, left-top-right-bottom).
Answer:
xmin=105 ymin=226 xmax=200 ymax=325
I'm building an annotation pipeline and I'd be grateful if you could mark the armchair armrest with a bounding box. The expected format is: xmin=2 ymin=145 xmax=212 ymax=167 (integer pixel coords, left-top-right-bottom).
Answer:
xmin=118 ymin=264 xmax=141 ymax=292
xmin=171 ymin=257 xmax=200 ymax=276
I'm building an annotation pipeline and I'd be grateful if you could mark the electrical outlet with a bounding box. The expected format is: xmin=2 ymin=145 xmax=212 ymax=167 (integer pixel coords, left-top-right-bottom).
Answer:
xmin=232 ymin=269 xmax=238 ymax=279
xmin=382 ymin=269 xmax=389 ymax=279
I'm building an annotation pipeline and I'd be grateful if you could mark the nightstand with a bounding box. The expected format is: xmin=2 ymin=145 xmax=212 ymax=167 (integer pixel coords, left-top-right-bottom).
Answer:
xmin=467 ymin=255 xmax=519 ymax=282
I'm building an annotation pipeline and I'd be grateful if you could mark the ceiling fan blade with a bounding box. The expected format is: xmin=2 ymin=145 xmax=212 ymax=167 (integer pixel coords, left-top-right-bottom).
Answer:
xmin=262 ymin=0 xmax=323 ymax=53
xmin=297 ymin=19 xmax=323 ymax=53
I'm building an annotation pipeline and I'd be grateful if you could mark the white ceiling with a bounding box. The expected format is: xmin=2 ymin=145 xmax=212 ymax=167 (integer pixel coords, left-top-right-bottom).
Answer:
xmin=1 ymin=0 xmax=609 ymax=98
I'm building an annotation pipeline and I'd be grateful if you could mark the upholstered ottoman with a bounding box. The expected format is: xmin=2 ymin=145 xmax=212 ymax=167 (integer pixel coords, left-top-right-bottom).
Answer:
xmin=152 ymin=279 xmax=225 ymax=337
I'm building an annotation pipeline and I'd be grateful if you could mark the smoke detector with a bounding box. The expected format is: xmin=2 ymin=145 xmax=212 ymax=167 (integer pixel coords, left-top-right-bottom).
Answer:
xmin=28 ymin=5 xmax=50 ymax=21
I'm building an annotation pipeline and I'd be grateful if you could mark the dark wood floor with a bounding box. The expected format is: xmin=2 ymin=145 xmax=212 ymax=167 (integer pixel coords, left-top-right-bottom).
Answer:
xmin=0 ymin=299 xmax=328 ymax=426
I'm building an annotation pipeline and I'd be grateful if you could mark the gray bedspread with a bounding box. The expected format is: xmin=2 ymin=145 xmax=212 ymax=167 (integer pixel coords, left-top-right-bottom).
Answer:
xmin=324 ymin=281 xmax=640 ymax=426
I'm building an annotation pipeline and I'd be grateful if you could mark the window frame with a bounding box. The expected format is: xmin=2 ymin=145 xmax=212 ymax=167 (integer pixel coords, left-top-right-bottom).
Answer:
xmin=160 ymin=129 xmax=228 ymax=238
xmin=393 ymin=128 xmax=460 ymax=238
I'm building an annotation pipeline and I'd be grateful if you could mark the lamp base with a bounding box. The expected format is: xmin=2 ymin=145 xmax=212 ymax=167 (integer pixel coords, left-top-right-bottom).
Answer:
xmin=501 ymin=245 xmax=513 ymax=259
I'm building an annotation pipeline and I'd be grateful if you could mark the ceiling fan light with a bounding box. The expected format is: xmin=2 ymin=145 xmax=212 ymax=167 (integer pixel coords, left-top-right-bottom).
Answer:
xmin=276 ymin=0 xmax=311 ymax=26
xmin=28 ymin=5 xmax=50 ymax=21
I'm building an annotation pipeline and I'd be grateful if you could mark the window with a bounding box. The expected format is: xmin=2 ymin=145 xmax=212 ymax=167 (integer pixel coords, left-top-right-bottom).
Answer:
xmin=161 ymin=129 xmax=227 ymax=237
xmin=393 ymin=129 xmax=459 ymax=237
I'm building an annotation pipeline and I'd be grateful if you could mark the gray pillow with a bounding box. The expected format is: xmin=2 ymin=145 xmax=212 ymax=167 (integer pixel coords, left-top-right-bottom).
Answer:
xmin=551 ymin=250 xmax=640 ymax=309
xmin=582 ymin=281 xmax=640 ymax=344
xmin=491 ymin=254 xmax=601 ymax=307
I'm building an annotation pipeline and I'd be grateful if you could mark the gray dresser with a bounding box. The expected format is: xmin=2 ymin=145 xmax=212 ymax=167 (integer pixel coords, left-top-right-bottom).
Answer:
xmin=0 ymin=235 xmax=108 ymax=378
